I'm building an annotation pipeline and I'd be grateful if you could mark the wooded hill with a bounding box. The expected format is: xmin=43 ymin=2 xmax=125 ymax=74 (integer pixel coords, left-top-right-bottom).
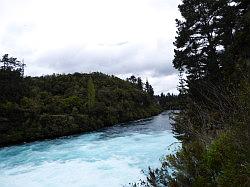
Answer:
xmin=0 ymin=60 xmax=163 ymax=147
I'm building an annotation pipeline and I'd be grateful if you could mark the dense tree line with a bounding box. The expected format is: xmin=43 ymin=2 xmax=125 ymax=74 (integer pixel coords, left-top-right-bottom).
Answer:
xmin=0 ymin=58 xmax=163 ymax=147
xmin=138 ymin=0 xmax=249 ymax=186
xmin=156 ymin=93 xmax=181 ymax=110
xmin=126 ymin=75 xmax=181 ymax=109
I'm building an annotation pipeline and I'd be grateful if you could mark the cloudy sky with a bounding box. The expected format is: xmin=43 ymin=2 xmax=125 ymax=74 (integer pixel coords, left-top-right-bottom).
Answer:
xmin=0 ymin=0 xmax=181 ymax=94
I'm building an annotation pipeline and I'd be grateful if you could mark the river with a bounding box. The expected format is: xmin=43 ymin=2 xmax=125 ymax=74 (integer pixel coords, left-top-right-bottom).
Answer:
xmin=0 ymin=111 xmax=179 ymax=187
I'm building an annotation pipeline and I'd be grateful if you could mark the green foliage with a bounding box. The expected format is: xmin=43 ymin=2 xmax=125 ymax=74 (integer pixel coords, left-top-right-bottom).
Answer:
xmin=87 ymin=77 xmax=95 ymax=109
xmin=141 ymin=0 xmax=250 ymax=186
xmin=158 ymin=93 xmax=181 ymax=110
xmin=173 ymin=0 xmax=248 ymax=97
xmin=0 ymin=54 xmax=26 ymax=103
xmin=0 ymin=69 xmax=162 ymax=147
xmin=137 ymin=77 xmax=143 ymax=91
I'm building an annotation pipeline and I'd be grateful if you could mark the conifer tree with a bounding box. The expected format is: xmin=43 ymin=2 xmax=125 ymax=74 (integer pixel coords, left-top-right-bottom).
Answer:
xmin=145 ymin=79 xmax=150 ymax=92
xmin=137 ymin=77 xmax=143 ymax=90
xmin=144 ymin=1 xmax=249 ymax=186
xmin=173 ymin=0 xmax=246 ymax=88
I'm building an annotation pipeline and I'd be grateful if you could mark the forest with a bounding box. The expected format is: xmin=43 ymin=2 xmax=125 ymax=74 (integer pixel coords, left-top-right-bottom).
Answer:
xmin=0 ymin=58 xmax=178 ymax=147
xmin=0 ymin=0 xmax=249 ymax=186
xmin=141 ymin=0 xmax=249 ymax=186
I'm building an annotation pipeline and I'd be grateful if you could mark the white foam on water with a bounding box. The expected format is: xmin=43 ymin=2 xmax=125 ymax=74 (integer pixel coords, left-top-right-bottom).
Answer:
xmin=0 ymin=157 xmax=145 ymax=187
xmin=0 ymin=112 xmax=179 ymax=187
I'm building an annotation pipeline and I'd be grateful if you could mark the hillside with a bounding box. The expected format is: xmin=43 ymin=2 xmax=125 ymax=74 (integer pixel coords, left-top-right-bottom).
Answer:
xmin=0 ymin=67 xmax=162 ymax=147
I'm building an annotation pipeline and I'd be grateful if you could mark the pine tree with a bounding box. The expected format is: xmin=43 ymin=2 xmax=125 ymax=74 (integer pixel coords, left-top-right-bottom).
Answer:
xmin=148 ymin=85 xmax=154 ymax=97
xmin=137 ymin=77 xmax=143 ymax=90
xmin=173 ymin=0 xmax=245 ymax=87
xmin=145 ymin=79 xmax=154 ymax=97
xmin=144 ymin=1 xmax=249 ymax=186
xmin=145 ymin=79 xmax=150 ymax=92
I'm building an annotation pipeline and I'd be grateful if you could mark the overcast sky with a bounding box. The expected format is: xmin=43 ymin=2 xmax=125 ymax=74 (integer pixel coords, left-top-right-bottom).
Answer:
xmin=0 ymin=0 xmax=181 ymax=94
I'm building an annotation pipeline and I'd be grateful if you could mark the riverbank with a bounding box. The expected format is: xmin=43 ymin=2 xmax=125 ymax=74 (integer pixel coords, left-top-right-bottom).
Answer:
xmin=0 ymin=108 xmax=162 ymax=148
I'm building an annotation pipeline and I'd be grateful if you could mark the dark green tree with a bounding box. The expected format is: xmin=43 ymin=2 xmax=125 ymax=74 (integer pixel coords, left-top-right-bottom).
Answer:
xmin=145 ymin=79 xmax=154 ymax=97
xmin=148 ymin=85 xmax=154 ymax=97
xmin=0 ymin=54 xmax=26 ymax=102
xmin=145 ymin=79 xmax=150 ymax=92
xmin=127 ymin=75 xmax=137 ymax=84
xmin=173 ymin=0 xmax=246 ymax=92
xmin=143 ymin=0 xmax=249 ymax=186
xmin=137 ymin=77 xmax=143 ymax=90
xmin=87 ymin=77 xmax=95 ymax=109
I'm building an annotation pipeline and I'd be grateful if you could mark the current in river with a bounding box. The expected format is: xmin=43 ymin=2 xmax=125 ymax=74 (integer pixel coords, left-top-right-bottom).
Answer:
xmin=0 ymin=111 xmax=179 ymax=187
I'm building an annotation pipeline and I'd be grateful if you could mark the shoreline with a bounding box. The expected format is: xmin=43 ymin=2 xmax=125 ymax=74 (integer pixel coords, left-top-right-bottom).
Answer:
xmin=0 ymin=109 xmax=164 ymax=148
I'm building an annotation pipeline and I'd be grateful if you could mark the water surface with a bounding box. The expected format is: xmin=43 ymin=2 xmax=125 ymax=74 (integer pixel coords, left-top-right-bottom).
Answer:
xmin=0 ymin=111 xmax=179 ymax=187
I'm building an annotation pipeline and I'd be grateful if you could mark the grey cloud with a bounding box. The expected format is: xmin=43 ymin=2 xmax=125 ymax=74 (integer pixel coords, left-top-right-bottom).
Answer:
xmin=115 ymin=41 xmax=129 ymax=46
xmin=31 ymin=45 xmax=179 ymax=95
xmin=33 ymin=41 xmax=177 ymax=78
xmin=98 ymin=41 xmax=129 ymax=47
xmin=0 ymin=0 xmax=181 ymax=94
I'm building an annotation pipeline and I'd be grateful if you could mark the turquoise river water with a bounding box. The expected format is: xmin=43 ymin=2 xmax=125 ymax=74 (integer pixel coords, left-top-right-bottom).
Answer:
xmin=0 ymin=111 xmax=179 ymax=187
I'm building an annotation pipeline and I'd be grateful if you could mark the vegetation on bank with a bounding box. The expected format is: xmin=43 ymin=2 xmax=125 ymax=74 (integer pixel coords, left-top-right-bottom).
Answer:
xmin=134 ymin=0 xmax=249 ymax=186
xmin=0 ymin=58 xmax=171 ymax=147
